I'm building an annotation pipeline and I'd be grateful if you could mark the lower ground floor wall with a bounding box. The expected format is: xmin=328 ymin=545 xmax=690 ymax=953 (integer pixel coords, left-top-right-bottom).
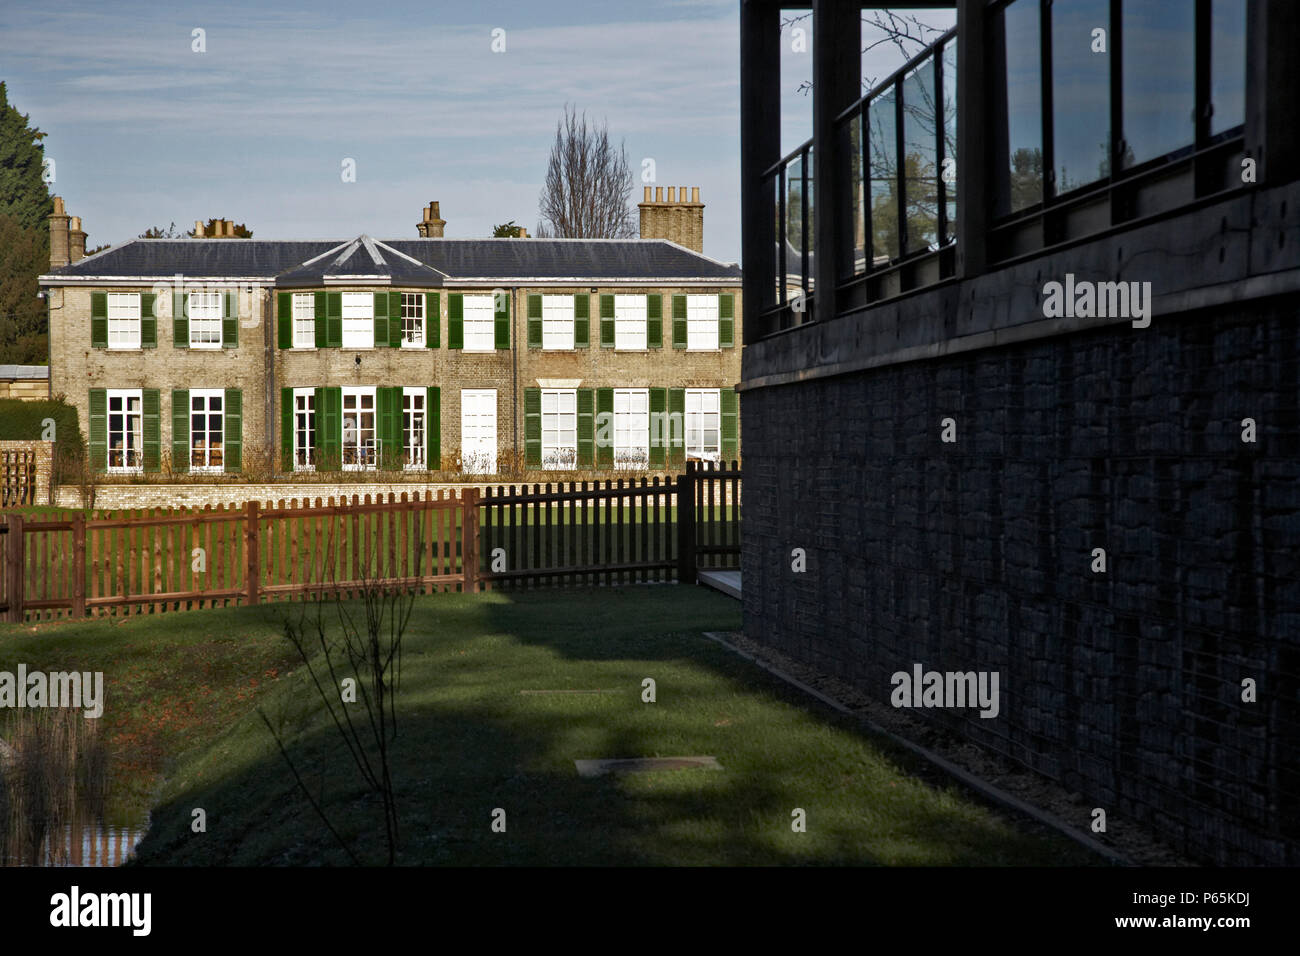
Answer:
xmin=740 ymin=299 xmax=1299 ymax=865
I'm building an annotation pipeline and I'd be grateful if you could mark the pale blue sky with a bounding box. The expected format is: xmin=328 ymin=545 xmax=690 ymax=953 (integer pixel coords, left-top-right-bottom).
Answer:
xmin=2 ymin=0 xmax=953 ymax=263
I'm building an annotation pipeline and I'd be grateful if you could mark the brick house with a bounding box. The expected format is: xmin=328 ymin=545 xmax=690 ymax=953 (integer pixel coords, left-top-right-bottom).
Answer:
xmin=38 ymin=190 xmax=741 ymax=478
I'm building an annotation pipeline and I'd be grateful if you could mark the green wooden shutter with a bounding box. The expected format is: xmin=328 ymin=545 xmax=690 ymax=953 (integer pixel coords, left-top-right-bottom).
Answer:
xmin=377 ymin=386 xmax=402 ymax=469
xmin=667 ymin=388 xmax=685 ymax=466
xmin=373 ymin=292 xmax=389 ymax=347
xmin=88 ymin=389 xmax=106 ymax=471
xmin=277 ymin=292 xmax=292 ymax=348
xmin=221 ymin=291 xmax=237 ymax=348
xmin=425 ymin=293 xmax=439 ymax=348
xmin=389 ymin=291 xmax=402 ymax=347
xmin=577 ymin=389 xmax=594 ymax=467
xmin=141 ymin=293 xmax=157 ymax=348
xmin=574 ymin=294 xmax=590 ymax=348
xmin=448 ymin=294 xmax=463 ymax=349
xmin=596 ymin=388 xmax=614 ymax=468
xmin=599 ymin=294 xmax=615 ymax=348
xmin=320 ymin=387 xmax=342 ymax=470
xmin=721 ymin=387 xmax=738 ymax=463
xmin=315 ymin=291 xmax=328 ymax=348
xmin=174 ymin=292 xmax=189 ymax=348
xmin=671 ymin=295 xmax=687 ymax=349
xmin=142 ymin=389 xmax=160 ymax=471
xmin=326 ymin=292 xmax=342 ymax=347
xmin=428 ymin=386 xmax=441 ymax=469
xmin=224 ymin=388 xmax=242 ymax=473
xmin=527 ymin=293 xmax=543 ymax=348
xmin=647 ymin=294 xmax=663 ymax=349
xmin=649 ymin=388 xmax=667 ymax=468
xmin=91 ymin=293 xmax=107 ymax=348
xmin=172 ymin=389 xmax=190 ymax=474
xmin=524 ymin=388 xmax=541 ymax=467
xmin=719 ymin=293 xmax=735 ymax=348
xmin=280 ymin=387 xmax=293 ymax=471
xmin=494 ymin=293 xmax=510 ymax=349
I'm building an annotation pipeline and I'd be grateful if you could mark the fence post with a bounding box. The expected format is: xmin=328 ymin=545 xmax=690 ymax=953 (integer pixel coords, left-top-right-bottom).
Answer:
xmin=5 ymin=514 xmax=24 ymax=623
xmin=462 ymin=488 xmax=480 ymax=593
xmin=72 ymin=512 xmax=86 ymax=618
xmin=677 ymin=462 xmax=696 ymax=585
xmin=245 ymin=500 xmax=260 ymax=606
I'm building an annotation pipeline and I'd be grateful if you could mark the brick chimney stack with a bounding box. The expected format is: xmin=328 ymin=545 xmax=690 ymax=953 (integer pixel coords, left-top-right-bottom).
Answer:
xmin=638 ymin=185 xmax=704 ymax=253
xmin=49 ymin=196 xmax=70 ymax=269
xmin=417 ymin=201 xmax=446 ymax=238
xmin=69 ymin=216 xmax=87 ymax=263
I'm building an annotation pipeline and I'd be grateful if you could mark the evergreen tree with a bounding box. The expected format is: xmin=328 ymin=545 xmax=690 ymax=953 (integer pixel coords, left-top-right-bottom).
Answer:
xmin=0 ymin=82 xmax=53 ymax=364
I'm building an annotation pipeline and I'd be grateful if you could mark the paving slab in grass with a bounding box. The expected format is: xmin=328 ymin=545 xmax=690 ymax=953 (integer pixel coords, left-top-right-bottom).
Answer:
xmin=575 ymin=756 xmax=724 ymax=777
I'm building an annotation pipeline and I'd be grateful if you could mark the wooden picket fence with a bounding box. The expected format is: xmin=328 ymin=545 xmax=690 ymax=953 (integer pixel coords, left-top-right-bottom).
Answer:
xmin=1 ymin=490 xmax=476 ymax=622
xmin=478 ymin=460 xmax=741 ymax=588
xmin=0 ymin=464 xmax=741 ymax=622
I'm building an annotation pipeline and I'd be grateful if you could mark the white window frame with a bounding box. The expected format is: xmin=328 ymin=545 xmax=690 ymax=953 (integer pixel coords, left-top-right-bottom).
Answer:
xmin=293 ymin=388 xmax=315 ymax=472
xmin=541 ymin=388 xmax=578 ymax=470
xmin=189 ymin=388 xmax=225 ymax=474
xmin=188 ymin=291 xmax=223 ymax=349
xmin=107 ymin=292 xmax=141 ymax=350
xmin=613 ymin=388 xmax=650 ymax=470
xmin=403 ymin=387 xmax=426 ymax=470
xmin=686 ymin=294 xmax=720 ymax=351
xmin=341 ymin=292 xmax=373 ymax=349
xmin=292 ymin=293 xmax=316 ymax=349
xmin=400 ymin=293 xmax=425 ymax=348
xmin=105 ymin=388 xmax=143 ymax=474
xmin=685 ymin=388 xmax=721 ymax=463
xmin=614 ymin=294 xmax=647 ymax=351
xmin=462 ymin=294 xmax=495 ymax=352
xmin=341 ymin=386 xmax=378 ymax=471
xmin=542 ymin=295 xmax=575 ymax=351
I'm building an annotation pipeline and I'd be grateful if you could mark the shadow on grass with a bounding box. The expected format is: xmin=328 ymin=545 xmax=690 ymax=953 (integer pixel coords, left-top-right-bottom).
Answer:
xmin=128 ymin=586 xmax=1102 ymax=866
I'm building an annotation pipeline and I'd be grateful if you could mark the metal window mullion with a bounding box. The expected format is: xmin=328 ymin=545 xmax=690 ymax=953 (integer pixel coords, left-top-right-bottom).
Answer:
xmin=895 ymin=76 xmax=906 ymax=256
xmin=1041 ymin=0 xmax=1056 ymax=204
xmin=1110 ymin=0 xmax=1123 ymax=187
xmin=1193 ymin=0 xmax=1210 ymax=150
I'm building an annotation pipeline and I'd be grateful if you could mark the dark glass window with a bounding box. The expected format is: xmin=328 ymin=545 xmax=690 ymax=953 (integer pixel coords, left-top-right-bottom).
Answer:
xmin=805 ymin=145 xmax=816 ymax=291
xmin=902 ymin=62 xmax=939 ymax=253
xmin=786 ymin=154 xmax=805 ymax=291
xmin=1122 ymin=0 xmax=1195 ymax=168
xmin=868 ymin=88 xmax=898 ymax=263
xmin=995 ymin=0 xmax=1043 ymax=215
xmin=1210 ymin=0 xmax=1246 ymax=136
xmin=1052 ymin=0 xmax=1110 ymax=192
xmin=844 ymin=113 xmax=866 ymax=275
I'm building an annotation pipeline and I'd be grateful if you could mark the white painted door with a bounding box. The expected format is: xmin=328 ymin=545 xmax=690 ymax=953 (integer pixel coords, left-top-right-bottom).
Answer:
xmin=460 ymin=389 xmax=497 ymax=474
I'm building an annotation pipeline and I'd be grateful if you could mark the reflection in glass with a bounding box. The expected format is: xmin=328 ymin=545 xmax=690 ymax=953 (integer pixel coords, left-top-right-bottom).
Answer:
xmin=995 ymin=0 xmax=1043 ymax=215
xmin=1210 ymin=0 xmax=1246 ymax=136
xmin=869 ymin=88 xmax=898 ymax=263
xmin=786 ymin=154 xmax=804 ymax=295
xmin=902 ymin=59 xmax=939 ymax=253
xmin=845 ymin=114 xmax=866 ymax=274
xmin=943 ymin=42 xmax=958 ymax=243
xmin=805 ymin=145 xmax=815 ymax=292
xmin=1052 ymin=0 xmax=1110 ymax=192
xmin=1122 ymin=0 xmax=1194 ymax=167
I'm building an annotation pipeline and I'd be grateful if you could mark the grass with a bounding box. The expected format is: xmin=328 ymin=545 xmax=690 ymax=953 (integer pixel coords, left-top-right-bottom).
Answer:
xmin=0 ymin=587 xmax=1102 ymax=866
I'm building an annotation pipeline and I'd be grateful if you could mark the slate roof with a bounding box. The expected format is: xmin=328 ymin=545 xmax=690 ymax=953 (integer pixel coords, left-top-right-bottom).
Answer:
xmin=41 ymin=236 xmax=742 ymax=286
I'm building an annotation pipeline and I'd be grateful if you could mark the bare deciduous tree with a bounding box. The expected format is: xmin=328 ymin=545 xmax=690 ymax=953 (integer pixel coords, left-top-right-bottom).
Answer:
xmin=535 ymin=105 xmax=636 ymax=239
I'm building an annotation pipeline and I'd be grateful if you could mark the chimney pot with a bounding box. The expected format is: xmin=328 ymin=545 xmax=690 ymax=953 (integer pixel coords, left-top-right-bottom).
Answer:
xmin=194 ymin=220 xmax=204 ymax=237
xmin=654 ymin=187 xmax=663 ymax=202
xmin=691 ymin=187 xmax=700 ymax=203
xmin=667 ymin=187 xmax=676 ymax=202
xmin=643 ymin=186 xmax=652 ymax=203
xmin=53 ymin=196 xmax=66 ymax=216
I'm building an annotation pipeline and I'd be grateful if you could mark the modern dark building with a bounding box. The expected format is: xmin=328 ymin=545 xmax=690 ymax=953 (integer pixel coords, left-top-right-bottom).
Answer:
xmin=740 ymin=0 xmax=1297 ymax=865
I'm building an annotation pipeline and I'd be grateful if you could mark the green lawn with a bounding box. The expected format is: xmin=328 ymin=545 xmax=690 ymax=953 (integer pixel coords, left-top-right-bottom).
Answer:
xmin=0 ymin=587 xmax=1100 ymax=866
